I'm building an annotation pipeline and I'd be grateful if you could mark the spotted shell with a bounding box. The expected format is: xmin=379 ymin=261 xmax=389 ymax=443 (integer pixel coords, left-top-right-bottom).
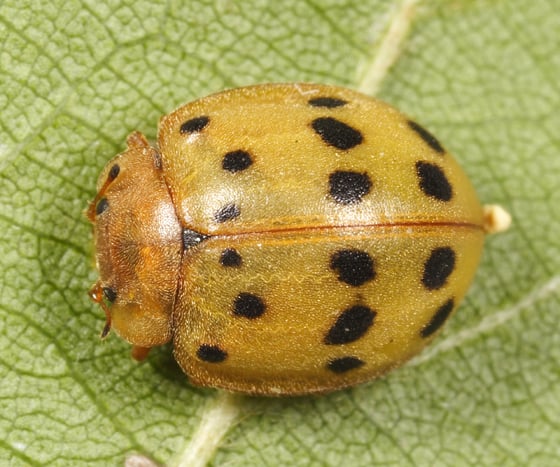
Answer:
xmin=88 ymin=83 xmax=493 ymax=395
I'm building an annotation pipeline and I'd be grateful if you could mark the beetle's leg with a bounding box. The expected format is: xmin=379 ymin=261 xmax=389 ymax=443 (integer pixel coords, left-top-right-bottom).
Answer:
xmin=131 ymin=346 xmax=151 ymax=361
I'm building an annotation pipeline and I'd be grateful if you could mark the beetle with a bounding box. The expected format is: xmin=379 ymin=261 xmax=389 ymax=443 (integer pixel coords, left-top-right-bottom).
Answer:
xmin=87 ymin=83 xmax=510 ymax=395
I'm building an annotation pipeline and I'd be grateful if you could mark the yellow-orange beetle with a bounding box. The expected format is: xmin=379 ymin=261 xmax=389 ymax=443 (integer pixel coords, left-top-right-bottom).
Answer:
xmin=87 ymin=83 xmax=509 ymax=395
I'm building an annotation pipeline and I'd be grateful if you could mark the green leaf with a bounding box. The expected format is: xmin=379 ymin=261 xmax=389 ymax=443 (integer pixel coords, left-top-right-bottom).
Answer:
xmin=1 ymin=0 xmax=558 ymax=465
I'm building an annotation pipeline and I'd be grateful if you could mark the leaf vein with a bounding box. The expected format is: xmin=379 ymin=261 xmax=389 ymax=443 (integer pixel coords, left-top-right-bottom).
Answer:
xmin=357 ymin=0 xmax=420 ymax=95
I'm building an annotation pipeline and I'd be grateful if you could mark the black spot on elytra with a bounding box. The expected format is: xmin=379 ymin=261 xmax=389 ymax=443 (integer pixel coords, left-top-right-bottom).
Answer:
xmin=329 ymin=170 xmax=372 ymax=204
xmin=311 ymin=117 xmax=363 ymax=150
xmin=422 ymin=247 xmax=456 ymax=290
xmin=220 ymin=248 xmax=242 ymax=267
xmin=327 ymin=356 xmax=365 ymax=373
xmin=421 ymin=298 xmax=455 ymax=338
xmin=330 ymin=249 xmax=375 ymax=287
xmin=102 ymin=287 xmax=117 ymax=303
xmin=182 ymin=229 xmax=208 ymax=250
xmin=214 ymin=203 xmax=240 ymax=223
xmin=222 ymin=150 xmax=253 ymax=172
xmin=416 ymin=161 xmax=453 ymax=201
xmin=408 ymin=120 xmax=445 ymax=154
xmin=180 ymin=116 xmax=210 ymax=134
xmin=108 ymin=164 xmax=120 ymax=181
xmin=233 ymin=292 xmax=266 ymax=319
xmin=197 ymin=344 xmax=228 ymax=363
xmin=324 ymin=305 xmax=376 ymax=345
xmin=96 ymin=198 xmax=109 ymax=215
xmin=308 ymin=96 xmax=348 ymax=108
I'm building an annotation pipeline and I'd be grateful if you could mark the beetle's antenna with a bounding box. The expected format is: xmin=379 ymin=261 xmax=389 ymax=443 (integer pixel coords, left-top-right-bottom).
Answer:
xmin=88 ymin=282 xmax=112 ymax=338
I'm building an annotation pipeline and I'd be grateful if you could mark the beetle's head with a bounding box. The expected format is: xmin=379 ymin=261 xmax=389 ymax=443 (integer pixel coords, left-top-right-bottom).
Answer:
xmin=87 ymin=132 xmax=182 ymax=349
